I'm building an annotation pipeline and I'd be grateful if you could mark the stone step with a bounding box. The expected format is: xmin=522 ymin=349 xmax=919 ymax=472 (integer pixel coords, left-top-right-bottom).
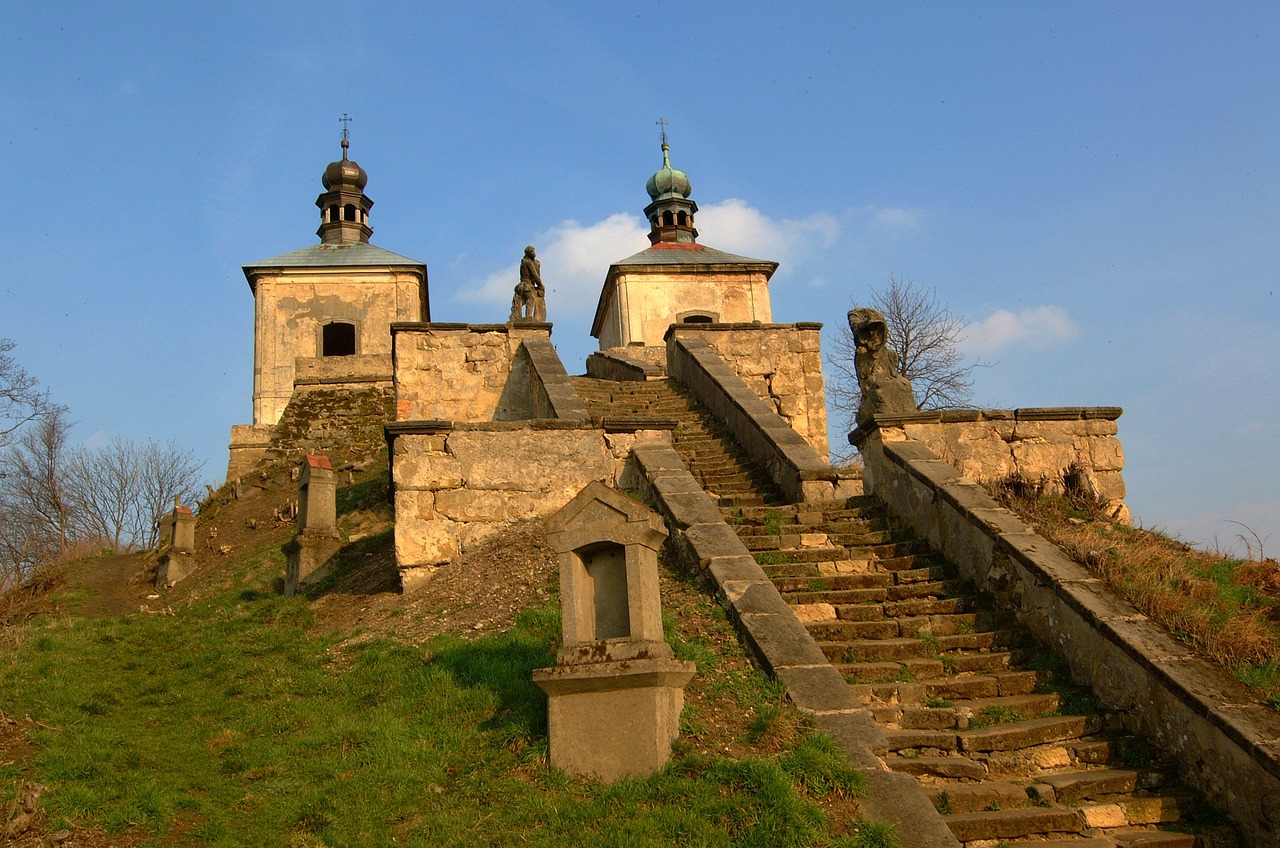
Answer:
xmin=772 ymin=571 xmax=894 ymax=590
xmin=737 ymin=530 xmax=895 ymax=550
xmin=943 ymin=807 xmax=1084 ymax=842
xmin=834 ymin=657 xmax=945 ymax=682
xmin=887 ymin=755 xmax=988 ymax=781
xmin=873 ymin=692 xmax=1063 ymax=731
xmin=883 ymin=729 xmax=959 ymax=753
xmin=1082 ymin=794 xmax=1196 ymax=829
xmin=1036 ymin=769 xmax=1162 ymax=804
xmin=960 ymin=715 xmax=1098 ymax=753
xmin=853 ymin=670 xmax=1040 ymax=705
xmin=1109 ymin=829 xmax=1197 ymax=848
xmin=926 ymin=781 xmax=1032 ymax=814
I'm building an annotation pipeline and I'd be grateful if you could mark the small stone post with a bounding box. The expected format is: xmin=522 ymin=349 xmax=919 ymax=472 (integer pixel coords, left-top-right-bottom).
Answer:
xmin=155 ymin=501 xmax=197 ymax=588
xmin=283 ymin=455 xmax=343 ymax=597
xmin=532 ymin=481 xmax=695 ymax=781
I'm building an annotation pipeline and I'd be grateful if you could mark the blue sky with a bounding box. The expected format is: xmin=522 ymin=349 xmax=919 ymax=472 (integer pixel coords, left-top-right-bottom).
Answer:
xmin=3 ymin=2 xmax=1276 ymax=554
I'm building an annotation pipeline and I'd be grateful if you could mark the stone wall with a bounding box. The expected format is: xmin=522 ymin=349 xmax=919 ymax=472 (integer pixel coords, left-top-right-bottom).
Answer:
xmin=666 ymin=335 xmax=848 ymax=504
xmin=587 ymin=348 xmax=666 ymax=382
xmin=391 ymin=323 xmax=553 ymax=423
xmin=227 ymin=424 xmax=275 ymax=481
xmin=294 ymin=353 xmax=393 ymax=386
xmin=858 ymin=433 xmax=1280 ymax=846
xmin=388 ymin=420 xmax=671 ymax=589
xmin=666 ymin=323 xmax=829 ymax=460
xmin=226 ymin=384 xmax=394 ymax=481
xmin=855 ymin=407 xmax=1127 ymax=521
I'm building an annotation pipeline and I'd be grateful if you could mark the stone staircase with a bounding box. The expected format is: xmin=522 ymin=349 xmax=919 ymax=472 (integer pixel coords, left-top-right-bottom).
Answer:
xmin=574 ymin=374 xmax=1239 ymax=845
xmin=727 ymin=501 xmax=1240 ymax=848
xmin=571 ymin=377 xmax=785 ymax=507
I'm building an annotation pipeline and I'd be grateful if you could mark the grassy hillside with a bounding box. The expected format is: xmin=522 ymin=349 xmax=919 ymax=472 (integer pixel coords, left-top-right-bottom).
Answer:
xmin=0 ymin=466 xmax=896 ymax=847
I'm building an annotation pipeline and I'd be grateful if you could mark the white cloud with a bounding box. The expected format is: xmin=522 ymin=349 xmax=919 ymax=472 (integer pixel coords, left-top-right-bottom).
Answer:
xmin=871 ymin=207 xmax=919 ymax=231
xmin=454 ymin=213 xmax=648 ymax=321
xmin=454 ymin=200 xmax=841 ymax=319
xmin=697 ymin=199 xmax=839 ymax=269
xmin=964 ymin=306 xmax=1079 ymax=353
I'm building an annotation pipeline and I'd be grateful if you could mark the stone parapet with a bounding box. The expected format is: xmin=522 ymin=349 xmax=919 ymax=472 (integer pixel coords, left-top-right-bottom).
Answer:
xmin=851 ymin=406 xmax=1128 ymax=522
xmin=626 ymin=441 xmax=961 ymax=847
xmin=522 ymin=338 xmax=591 ymax=422
xmin=387 ymin=422 xmax=671 ymax=590
xmin=586 ymin=348 xmax=666 ymax=382
xmin=390 ymin=322 xmax=554 ymax=423
xmin=227 ymin=424 xmax=275 ymax=481
xmin=858 ymin=432 xmax=1280 ymax=846
xmin=293 ymin=353 xmax=393 ymax=386
xmin=666 ymin=336 xmax=843 ymax=503
xmin=666 ymin=323 xmax=828 ymax=459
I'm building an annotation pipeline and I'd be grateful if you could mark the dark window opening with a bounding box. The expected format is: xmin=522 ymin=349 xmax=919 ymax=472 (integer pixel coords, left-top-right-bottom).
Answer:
xmin=677 ymin=211 xmax=688 ymax=226
xmin=322 ymin=322 xmax=356 ymax=356
xmin=329 ymin=205 xmax=339 ymax=222
xmin=682 ymin=314 xmax=714 ymax=324
xmin=662 ymin=211 xmax=674 ymax=226
xmin=343 ymin=204 xmax=357 ymax=222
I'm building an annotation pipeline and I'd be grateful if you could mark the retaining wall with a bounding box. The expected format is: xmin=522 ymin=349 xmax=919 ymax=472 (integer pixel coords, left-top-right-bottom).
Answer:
xmin=857 ymin=432 xmax=1280 ymax=847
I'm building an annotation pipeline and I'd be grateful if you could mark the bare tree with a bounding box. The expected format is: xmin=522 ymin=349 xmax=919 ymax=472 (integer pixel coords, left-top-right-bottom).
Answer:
xmin=0 ymin=339 xmax=53 ymax=448
xmin=0 ymin=406 xmax=75 ymax=560
xmin=134 ymin=439 xmax=205 ymax=549
xmin=829 ymin=275 xmax=983 ymax=435
xmin=1 ymin=403 xmax=206 ymax=582
xmin=64 ymin=438 xmax=205 ymax=553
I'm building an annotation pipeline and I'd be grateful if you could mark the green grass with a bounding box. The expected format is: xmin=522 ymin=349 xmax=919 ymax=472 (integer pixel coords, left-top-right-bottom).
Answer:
xmin=763 ymin=509 xmax=787 ymax=537
xmin=2 ymin=579 xmax=870 ymax=846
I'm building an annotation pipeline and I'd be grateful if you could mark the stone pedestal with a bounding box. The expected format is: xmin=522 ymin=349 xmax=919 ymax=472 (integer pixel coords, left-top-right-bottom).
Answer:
xmin=155 ymin=506 xmax=197 ymax=589
xmin=283 ymin=533 xmax=344 ymax=598
xmin=532 ymin=481 xmax=695 ymax=781
xmin=283 ymin=454 xmax=342 ymax=597
xmin=533 ymin=656 xmax=695 ymax=781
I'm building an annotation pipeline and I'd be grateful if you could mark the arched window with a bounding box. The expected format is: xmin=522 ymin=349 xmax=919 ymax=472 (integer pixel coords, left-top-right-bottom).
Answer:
xmin=662 ymin=211 xmax=674 ymax=226
xmin=682 ymin=314 xmax=713 ymax=323
xmin=329 ymin=205 xmax=340 ymax=222
xmin=677 ymin=211 xmax=688 ymax=226
xmin=343 ymin=204 xmax=357 ymax=222
xmin=321 ymin=322 xmax=356 ymax=357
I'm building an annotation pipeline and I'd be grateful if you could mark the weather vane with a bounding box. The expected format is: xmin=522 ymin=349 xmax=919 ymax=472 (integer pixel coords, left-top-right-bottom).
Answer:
xmin=655 ymin=116 xmax=669 ymax=146
xmin=339 ymin=113 xmax=352 ymax=142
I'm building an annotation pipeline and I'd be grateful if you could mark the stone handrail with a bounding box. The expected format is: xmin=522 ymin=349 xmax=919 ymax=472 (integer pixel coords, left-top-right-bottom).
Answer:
xmin=521 ymin=338 xmax=591 ymax=422
xmin=586 ymin=349 xmax=665 ymax=382
xmin=626 ymin=442 xmax=961 ymax=847
xmin=665 ymin=336 xmax=836 ymax=503
xmin=858 ymin=432 xmax=1280 ymax=846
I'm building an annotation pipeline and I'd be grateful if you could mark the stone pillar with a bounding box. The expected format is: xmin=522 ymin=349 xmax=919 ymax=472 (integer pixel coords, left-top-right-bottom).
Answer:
xmin=532 ymin=481 xmax=695 ymax=782
xmin=283 ymin=454 xmax=343 ymax=597
xmin=155 ymin=505 xmax=197 ymax=589
xmin=297 ymin=455 xmax=337 ymax=534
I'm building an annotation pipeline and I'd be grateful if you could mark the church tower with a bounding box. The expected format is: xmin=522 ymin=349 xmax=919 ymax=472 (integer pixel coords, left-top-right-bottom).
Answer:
xmin=591 ymin=133 xmax=778 ymax=352
xmin=228 ymin=129 xmax=429 ymax=479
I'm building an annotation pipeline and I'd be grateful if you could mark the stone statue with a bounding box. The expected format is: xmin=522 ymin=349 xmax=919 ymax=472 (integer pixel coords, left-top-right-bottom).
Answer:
xmin=848 ymin=307 xmax=916 ymax=426
xmin=509 ymin=245 xmax=546 ymax=322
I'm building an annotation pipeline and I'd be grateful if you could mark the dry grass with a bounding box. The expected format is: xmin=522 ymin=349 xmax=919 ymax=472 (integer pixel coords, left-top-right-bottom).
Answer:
xmin=992 ymin=479 xmax=1280 ymax=708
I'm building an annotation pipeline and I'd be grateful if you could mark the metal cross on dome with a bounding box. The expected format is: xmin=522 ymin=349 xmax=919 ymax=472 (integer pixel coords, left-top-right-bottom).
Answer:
xmin=655 ymin=116 xmax=669 ymax=145
xmin=339 ymin=113 xmax=352 ymax=141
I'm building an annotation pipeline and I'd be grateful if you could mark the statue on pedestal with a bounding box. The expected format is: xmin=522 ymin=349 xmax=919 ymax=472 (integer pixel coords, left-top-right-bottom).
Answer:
xmin=849 ymin=307 xmax=917 ymax=426
xmin=510 ymin=245 xmax=546 ymax=322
